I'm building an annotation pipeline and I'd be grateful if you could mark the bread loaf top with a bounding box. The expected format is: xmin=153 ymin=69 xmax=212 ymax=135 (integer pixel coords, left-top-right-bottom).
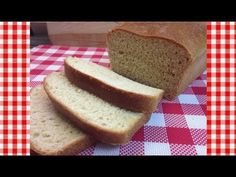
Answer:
xmin=109 ymin=22 xmax=206 ymax=62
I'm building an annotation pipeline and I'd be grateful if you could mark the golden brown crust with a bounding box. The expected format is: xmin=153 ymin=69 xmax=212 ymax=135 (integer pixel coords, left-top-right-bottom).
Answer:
xmin=176 ymin=51 xmax=206 ymax=98
xmin=64 ymin=60 xmax=163 ymax=113
xmin=110 ymin=22 xmax=206 ymax=61
xmin=43 ymin=76 xmax=151 ymax=145
xmin=31 ymin=136 xmax=96 ymax=156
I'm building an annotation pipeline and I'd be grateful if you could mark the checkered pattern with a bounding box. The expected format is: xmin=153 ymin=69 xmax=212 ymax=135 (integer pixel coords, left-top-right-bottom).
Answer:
xmin=207 ymin=22 xmax=236 ymax=155
xmin=31 ymin=45 xmax=206 ymax=155
xmin=0 ymin=22 xmax=30 ymax=155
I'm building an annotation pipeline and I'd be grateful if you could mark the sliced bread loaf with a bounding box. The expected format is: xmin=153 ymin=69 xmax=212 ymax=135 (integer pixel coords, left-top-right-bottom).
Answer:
xmin=43 ymin=72 xmax=151 ymax=145
xmin=30 ymin=85 xmax=95 ymax=155
xmin=107 ymin=22 xmax=206 ymax=100
xmin=64 ymin=57 xmax=164 ymax=113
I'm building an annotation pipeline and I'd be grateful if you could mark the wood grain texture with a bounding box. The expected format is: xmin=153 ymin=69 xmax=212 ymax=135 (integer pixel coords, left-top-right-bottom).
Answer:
xmin=47 ymin=22 xmax=122 ymax=47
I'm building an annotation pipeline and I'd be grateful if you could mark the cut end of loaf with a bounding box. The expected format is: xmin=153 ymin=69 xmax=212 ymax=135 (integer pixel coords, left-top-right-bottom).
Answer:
xmin=107 ymin=29 xmax=192 ymax=100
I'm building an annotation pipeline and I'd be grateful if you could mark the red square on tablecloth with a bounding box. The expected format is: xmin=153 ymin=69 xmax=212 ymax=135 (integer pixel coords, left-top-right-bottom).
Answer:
xmin=192 ymin=87 xmax=206 ymax=95
xmin=40 ymin=60 xmax=55 ymax=65
xmin=32 ymin=51 xmax=45 ymax=56
xmin=91 ymin=54 xmax=104 ymax=59
xmin=184 ymin=87 xmax=194 ymax=94
xmin=166 ymin=127 xmax=194 ymax=145
xmin=30 ymin=69 xmax=44 ymax=76
xmin=162 ymin=103 xmax=184 ymax=115
xmin=50 ymin=53 xmax=65 ymax=58
xmin=132 ymin=127 xmax=144 ymax=142
xmin=58 ymin=46 xmax=70 ymax=50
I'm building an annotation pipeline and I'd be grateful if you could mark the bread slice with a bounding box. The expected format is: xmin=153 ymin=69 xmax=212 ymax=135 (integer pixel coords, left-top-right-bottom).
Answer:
xmin=64 ymin=57 xmax=164 ymax=113
xmin=107 ymin=22 xmax=206 ymax=100
xmin=43 ymin=72 xmax=151 ymax=145
xmin=30 ymin=85 xmax=96 ymax=155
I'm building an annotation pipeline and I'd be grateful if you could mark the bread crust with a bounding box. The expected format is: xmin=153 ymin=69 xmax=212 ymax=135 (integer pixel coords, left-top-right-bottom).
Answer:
xmin=43 ymin=75 xmax=151 ymax=145
xmin=64 ymin=59 xmax=163 ymax=113
xmin=31 ymin=135 xmax=95 ymax=156
xmin=108 ymin=22 xmax=206 ymax=61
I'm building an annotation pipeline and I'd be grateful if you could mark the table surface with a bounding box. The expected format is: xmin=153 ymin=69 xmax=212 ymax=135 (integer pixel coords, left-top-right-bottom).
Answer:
xmin=30 ymin=45 xmax=207 ymax=156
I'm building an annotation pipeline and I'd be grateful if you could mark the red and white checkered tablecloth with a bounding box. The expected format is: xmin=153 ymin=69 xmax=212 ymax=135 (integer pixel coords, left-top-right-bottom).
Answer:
xmin=0 ymin=22 xmax=30 ymax=156
xmin=207 ymin=22 xmax=236 ymax=155
xmin=30 ymin=44 xmax=206 ymax=156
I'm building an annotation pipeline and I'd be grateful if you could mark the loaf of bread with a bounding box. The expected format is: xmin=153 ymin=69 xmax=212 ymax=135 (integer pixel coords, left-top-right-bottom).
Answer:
xmin=107 ymin=22 xmax=206 ymax=100
xmin=64 ymin=57 xmax=164 ymax=113
xmin=30 ymin=85 xmax=95 ymax=155
xmin=43 ymin=72 xmax=151 ymax=145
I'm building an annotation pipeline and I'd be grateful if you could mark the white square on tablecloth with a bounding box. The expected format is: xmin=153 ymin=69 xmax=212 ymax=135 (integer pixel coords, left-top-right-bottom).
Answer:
xmin=103 ymin=52 xmax=108 ymax=56
xmin=17 ymin=134 xmax=22 ymax=139
xmin=46 ymin=65 xmax=61 ymax=71
xmin=36 ymin=56 xmax=48 ymax=61
xmin=8 ymin=38 xmax=13 ymax=44
xmin=8 ymin=134 xmax=13 ymax=139
xmin=17 ymin=38 xmax=23 ymax=45
xmin=30 ymin=64 xmax=38 ymax=70
xmin=185 ymin=115 xmax=206 ymax=129
xmin=8 ymin=124 xmax=13 ymax=130
xmin=56 ymin=57 xmax=66 ymax=62
xmin=33 ymin=75 xmax=47 ymax=82
xmin=178 ymin=94 xmax=199 ymax=104
xmin=27 ymin=143 xmax=30 ymax=150
xmin=84 ymin=51 xmax=95 ymax=55
xmin=145 ymin=113 xmax=165 ymax=127
xmin=195 ymin=145 xmax=206 ymax=155
xmin=46 ymin=49 xmax=58 ymax=54
xmin=8 ymin=77 xmax=13 ymax=82
xmin=93 ymin=143 xmax=120 ymax=156
xmin=8 ymin=143 xmax=13 ymax=149
xmin=17 ymin=143 xmax=22 ymax=149
xmin=64 ymin=50 xmax=76 ymax=55
xmin=8 ymin=105 xmax=13 ymax=110
xmin=144 ymin=142 xmax=171 ymax=155
xmin=99 ymin=59 xmax=110 ymax=64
